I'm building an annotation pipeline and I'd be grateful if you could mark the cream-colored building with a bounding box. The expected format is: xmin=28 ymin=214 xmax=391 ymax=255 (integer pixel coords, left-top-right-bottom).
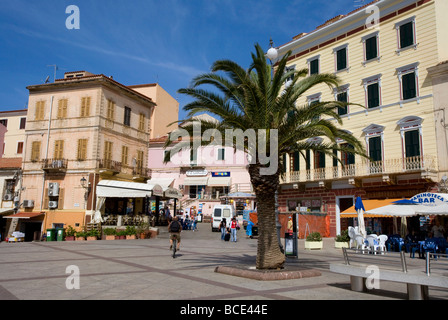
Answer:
xmin=11 ymin=71 xmax=178 ymax=237
xmin=276 ymin=0 xmax=448 ymax=237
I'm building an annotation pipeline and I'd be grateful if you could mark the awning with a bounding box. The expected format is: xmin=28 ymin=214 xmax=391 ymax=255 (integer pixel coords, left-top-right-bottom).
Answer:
xmin=147 ymin=178 xmax=174 ymax=190
xmin=163 ymin=187 xmax=182 ymax=199
xmin=0 ymin=208 xmax=14 ymax=216
xmin=341 ymin=199 xmax=403 ymax=218
xmin=207 ymin=177 xmax=231 ymax=187
xmin=183 ymin=177 xmax=208 ymax=186
xmin=96 ymin=180 xmax=164 ymax=198
xmin=4 ymin=212 xmax=45 ymax=219
xmin=223 ymin=192 xmax=256 ymax=199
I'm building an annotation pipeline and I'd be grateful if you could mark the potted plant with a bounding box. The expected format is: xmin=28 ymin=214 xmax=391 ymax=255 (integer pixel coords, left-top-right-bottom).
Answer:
xmin=335 ymin=229 xmax=350 ymax=249
xmin=103 ymin=228 xmax=116 ymax=240
xmin=305 ymin=232 xmax=323 ymax=250
xmin=65 ymin=225 xmax=76 ymax=241
xmin=86 ymin=229 xmax=100 ymax=241
xmin=76 ymin=230 xmax=87 ymax=241
xmin=125 ymin=226 xmax=137 ymax=240
xmin=116 ymin=229 xmax=127 ymax=240
xmin=137 ymin=223 xmax=150 ymax=239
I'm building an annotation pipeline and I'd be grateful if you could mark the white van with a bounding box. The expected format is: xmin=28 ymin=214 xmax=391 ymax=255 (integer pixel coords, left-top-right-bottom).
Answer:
xmin=211 ymin=205 xmax=235 ymax=232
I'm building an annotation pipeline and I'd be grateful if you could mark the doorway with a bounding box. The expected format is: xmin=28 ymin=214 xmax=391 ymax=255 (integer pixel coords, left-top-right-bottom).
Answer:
xmin=336 ymin=196 xmax=354 ymax=235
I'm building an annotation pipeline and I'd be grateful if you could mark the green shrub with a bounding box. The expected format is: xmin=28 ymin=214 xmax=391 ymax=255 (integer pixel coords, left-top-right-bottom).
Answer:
xmin=103 ymin=228 xmax=116 ymax=236
xmin=306 ymin=232 xmax=322 ymax=242
xmin=335 ymin=229 xmax=350 ymax=242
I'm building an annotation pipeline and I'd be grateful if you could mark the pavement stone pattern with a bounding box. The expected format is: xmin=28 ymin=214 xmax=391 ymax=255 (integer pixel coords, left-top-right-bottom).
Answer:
xmin=0 ymin=222 xmax=447 ymax=302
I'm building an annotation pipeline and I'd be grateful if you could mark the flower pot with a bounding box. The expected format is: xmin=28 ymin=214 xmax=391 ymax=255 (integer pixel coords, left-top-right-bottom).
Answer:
xmin=86 ymin=236 xmax=97 ymax=241
xmin=139 ymin=233 xmax=146 ymax=239
xmin=305 ymin=240 xmax=323 ymax=250
xmin=105 ymin=235 xmax=115 ymax=240
xmin=118 ymin=235 xmax=126 ymax=240
xmin=65 ymin=236 xmax=75 ymax=241
xmin=335 ymin=241 xmax=349 ymax=249
xmin=76 ymin=237 xmax=85 ymax=241
xmin=126 ymin=235 xmax=136 ymax=240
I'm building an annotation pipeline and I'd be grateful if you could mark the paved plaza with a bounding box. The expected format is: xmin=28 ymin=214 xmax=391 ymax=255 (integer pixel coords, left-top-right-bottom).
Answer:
xmin=0 ymin=222 xmax=447 ymax=302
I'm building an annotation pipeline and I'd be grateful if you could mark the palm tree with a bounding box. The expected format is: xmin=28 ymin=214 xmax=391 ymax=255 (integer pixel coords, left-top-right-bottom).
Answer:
xmin=166 ymin=43 xmax=365 ymax=270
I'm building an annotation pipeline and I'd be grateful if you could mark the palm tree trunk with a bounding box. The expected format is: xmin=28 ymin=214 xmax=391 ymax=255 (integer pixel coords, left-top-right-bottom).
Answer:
xmin=249 ymin=164 xmax=285 ymax=270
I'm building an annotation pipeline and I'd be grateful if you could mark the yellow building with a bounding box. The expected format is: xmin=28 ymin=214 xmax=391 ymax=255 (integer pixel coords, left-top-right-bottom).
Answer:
xmin=9 ymin=71 xmax=178 ymax=238
xmin=276 ymin=0 xmax=448 ymax=237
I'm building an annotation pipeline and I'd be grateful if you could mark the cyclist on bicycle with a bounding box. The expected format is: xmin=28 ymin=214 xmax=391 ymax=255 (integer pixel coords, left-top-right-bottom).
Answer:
xmin=168 ymin=216 xmax=182 ymax=251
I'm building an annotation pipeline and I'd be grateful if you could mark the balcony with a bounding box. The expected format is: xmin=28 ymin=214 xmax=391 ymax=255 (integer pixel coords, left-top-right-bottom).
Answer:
xmin=132 ymin=167 xmax=152 ymax=179
xmin=281 ymin=155 xmax=438 ymax=185
xmin=98 ymin=159 xmax=122 ymax=174
xmin=42 ymin=158 xmax=68 ymax=172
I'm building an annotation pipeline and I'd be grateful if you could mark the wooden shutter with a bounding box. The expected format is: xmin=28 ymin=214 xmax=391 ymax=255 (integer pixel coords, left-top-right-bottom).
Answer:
xmin=402 ymin=72 xmax=416 ymax=100
xmin=54 ymin=140 xmax=64 ymax=159
xmin=367 ymin=83 xmax=379 ymax=108
xmin=57 ymin=99 xmax=68 ymax=119
xmin=31 ymin=141 xmax=41 ymax=161
xmin=139 ymin=113 xmax=145 ymax=131
xmin=365 ymin=36 xmax=377 ymax=60
xmin=107 ymin=100 xmax=115 ymax=120
xmin=81 ymin=97 xmax=91 ymax=117
xmin=58 ymin=188 xmax=64 ymax=209
xmin=77 ymin=139 xmax=87 ymax=160
xmin=400 ymin=22 xmax=414 ymax=48
xmin=35 ymin=101 xmax=45 ymax=120
xmin=337 ymin=48 xmax=347 ymax=70
xmin=122 ymin=146 xmax=128 ymax=165
xmin=104 ymin=141 xmax=112 ymax=160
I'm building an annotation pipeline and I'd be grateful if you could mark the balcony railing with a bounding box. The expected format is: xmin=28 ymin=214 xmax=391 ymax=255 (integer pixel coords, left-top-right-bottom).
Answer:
xmin=281 ymin=155 xmax=437 ymax=184
xmin=98 ymin=159 xmax=122 ymax=173
xmin=132 ymin=166 xmax=152 ymax=178
xmin=42 ymin=158 xmax=68 ymax=171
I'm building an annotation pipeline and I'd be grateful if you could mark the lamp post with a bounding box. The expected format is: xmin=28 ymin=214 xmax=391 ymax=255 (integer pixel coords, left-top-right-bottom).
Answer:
xmin=265 ymin=39 xmax=284 ymax=253
xmin=80 ymin=176 xmax=90 ymax=205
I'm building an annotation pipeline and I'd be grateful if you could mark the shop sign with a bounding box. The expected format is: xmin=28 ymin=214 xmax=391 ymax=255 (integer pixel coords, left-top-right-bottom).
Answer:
xmin=410 ymin=192 xmax=448 ymax=205
xmin=151 ymin=185 xmax=164 ymax=197
xmin=186 ymin=169 xmax=208 ymax=176
xmin=211 ymin=172 xmax=230 ymax=177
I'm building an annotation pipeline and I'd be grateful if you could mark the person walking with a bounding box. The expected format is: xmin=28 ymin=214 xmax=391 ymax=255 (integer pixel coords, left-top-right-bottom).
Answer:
xmin=230 ymin=217 xmax=238 ymax=242
xmin=192 ymin=215 xmax=198 ymax=232
xmin=246 ymin=219 xmax=254 ymax=239
xmin=168 ymin=216 xmax=182 ymax=251
xmin=220 ymin=218 xmax=227 ymax=240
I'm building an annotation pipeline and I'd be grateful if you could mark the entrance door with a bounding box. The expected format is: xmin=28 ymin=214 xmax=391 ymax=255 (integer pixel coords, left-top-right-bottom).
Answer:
xmin=336 ymin=196 xmax=354 ymax=235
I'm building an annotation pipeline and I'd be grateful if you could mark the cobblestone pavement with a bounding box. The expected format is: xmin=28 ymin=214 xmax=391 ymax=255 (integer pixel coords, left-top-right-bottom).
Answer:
xmin=0 ymin=222 xmax=447 ymax=303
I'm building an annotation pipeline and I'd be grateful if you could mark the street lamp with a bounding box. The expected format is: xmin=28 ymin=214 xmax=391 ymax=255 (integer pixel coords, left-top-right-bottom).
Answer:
xmin=265 ymin=38 xmax=283 ymax=253
xmin=80 ymin=176 xmax=90 ymax=201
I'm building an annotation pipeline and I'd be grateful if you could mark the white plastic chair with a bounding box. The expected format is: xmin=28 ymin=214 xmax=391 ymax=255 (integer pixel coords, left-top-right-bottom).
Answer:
xmin=378 ymin=235 xmax=388 ymax=254
xmin=348 ymin=226 xmax=356 ymax=248
xmin=366 ymin=235 xmax=380 ymax=254
xmin=355 ymin=235 xmax=368 ymax=252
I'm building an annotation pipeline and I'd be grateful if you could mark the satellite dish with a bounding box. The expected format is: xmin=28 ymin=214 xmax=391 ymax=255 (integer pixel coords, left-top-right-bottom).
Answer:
xmin=44 ymin=76 xmax=50 ymax=83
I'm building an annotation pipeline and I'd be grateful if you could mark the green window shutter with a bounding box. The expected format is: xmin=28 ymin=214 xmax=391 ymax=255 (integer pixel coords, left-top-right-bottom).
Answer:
xmin=310 ymin=59 xmax=319 ymax=75
xmin=400 ymin=22 xmax=414 ymax=48
xmin=402 ymin=72 xmax=416 ymax=100
xmin=405 ymin=130 xmax=420 ymax=157
xmin=369 ymin=136 xmax=382 ymax=162
xmin=367 ymin=83 xmax=380 ymax=108
xmin=336 ymin=48 xmax=347 ymax=70
xmin=293 ymin=151 xmax=300 ymax=171
xmin=365 ymin=36 xmax=377 ymax=60
xmin=337 ymin=92 xmax=348 ymax=115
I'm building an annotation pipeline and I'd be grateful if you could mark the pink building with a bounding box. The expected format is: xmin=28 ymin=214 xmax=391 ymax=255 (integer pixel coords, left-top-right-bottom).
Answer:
xmin=148 ymin=115 xmax=255 ymax=217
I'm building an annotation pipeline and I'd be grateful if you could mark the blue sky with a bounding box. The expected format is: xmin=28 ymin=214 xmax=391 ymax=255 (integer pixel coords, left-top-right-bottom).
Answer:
xmin=0 ymin=0 xmax=361 ymax=120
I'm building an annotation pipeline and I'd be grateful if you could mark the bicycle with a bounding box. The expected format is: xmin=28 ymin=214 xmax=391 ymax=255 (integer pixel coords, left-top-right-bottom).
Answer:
xmin=171 ymin=234 xmax=178 ymax=258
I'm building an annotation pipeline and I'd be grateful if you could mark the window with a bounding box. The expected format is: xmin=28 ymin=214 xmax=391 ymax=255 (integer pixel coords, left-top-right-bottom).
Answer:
xmin=307 ymin=55 xmax=320 ymax=75
xmin=362 ymin=124 xmax=385 ymax=173
xmin=31 ymin=141 xmax=41 ymax=161
xmin=341 ymin=143 xmax=355 ymax=176
xmin=363 ymin=74 xmax=382 ymax=109
xmin=107 ymin=99 xmax=115 ymax=120
xmin=314 ymin=151 xmax=326 ymax=179
xmin=395 ymin=17 xmax=417 ymax=53
xmin=365 ymin=36 xmax=378 ymax=61
xmin=290 ymin=151 xmax=300 ymax=172
xmin=397 ymin=62 xmax=419 ymax=102
xmin=189 ymin=185 xmax=205 ymax=199
xmin=54 ymin=140 xmax=64 ymax=159
xmin=190 ymin=149 xmax=197 ymax=165
xmin=307 ymin=93 xmax=321 ymax=121
xmin=217 ymin=148 xmax=225 ymax=161
xmin=124 ymin=107 xmax=131 ymax=126
xmin=57 ymin=99 xmax=68 ymax=119
xmin=138 ymin=113 xmax=145 ymax=131
xmin=0 ymin=119 xmax=7 ymax=128
xmin=104 ymin=141 xmax=113 ymax=161
xmin=136 ymin=150 xmax=144 ymax=170
xmin=397 ymin=116 xmax=423 ymax=169
xmin=35 ymin=101 xmax=45 ymax=120
xmin=77 ymin=139 xmax=88 ymax=160
xmin=337 ymin=92 xmax=348 ymax=115
xmin=121 ymin=146 xmax=129 ymax=165
xmin=19 ymin=117 xmax=26 ymax=129
xmin=17 ymin=142 xmax=24 ymax=154
xmin=80 ymin=97 xmax=91 ymax=117
xmin=333 ymin=44 xmax=348 ymax=72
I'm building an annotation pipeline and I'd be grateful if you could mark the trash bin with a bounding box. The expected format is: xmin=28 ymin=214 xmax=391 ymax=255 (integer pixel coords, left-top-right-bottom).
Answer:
xmin=56 ymin=228 xmax=64 ymax=241
xmin=46 ymin=228 xmax=56 ymax=241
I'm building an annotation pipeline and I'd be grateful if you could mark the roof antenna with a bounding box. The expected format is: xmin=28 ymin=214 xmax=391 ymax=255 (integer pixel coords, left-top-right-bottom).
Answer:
xmin=47 ymin=64 xmax=59 ymax=82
